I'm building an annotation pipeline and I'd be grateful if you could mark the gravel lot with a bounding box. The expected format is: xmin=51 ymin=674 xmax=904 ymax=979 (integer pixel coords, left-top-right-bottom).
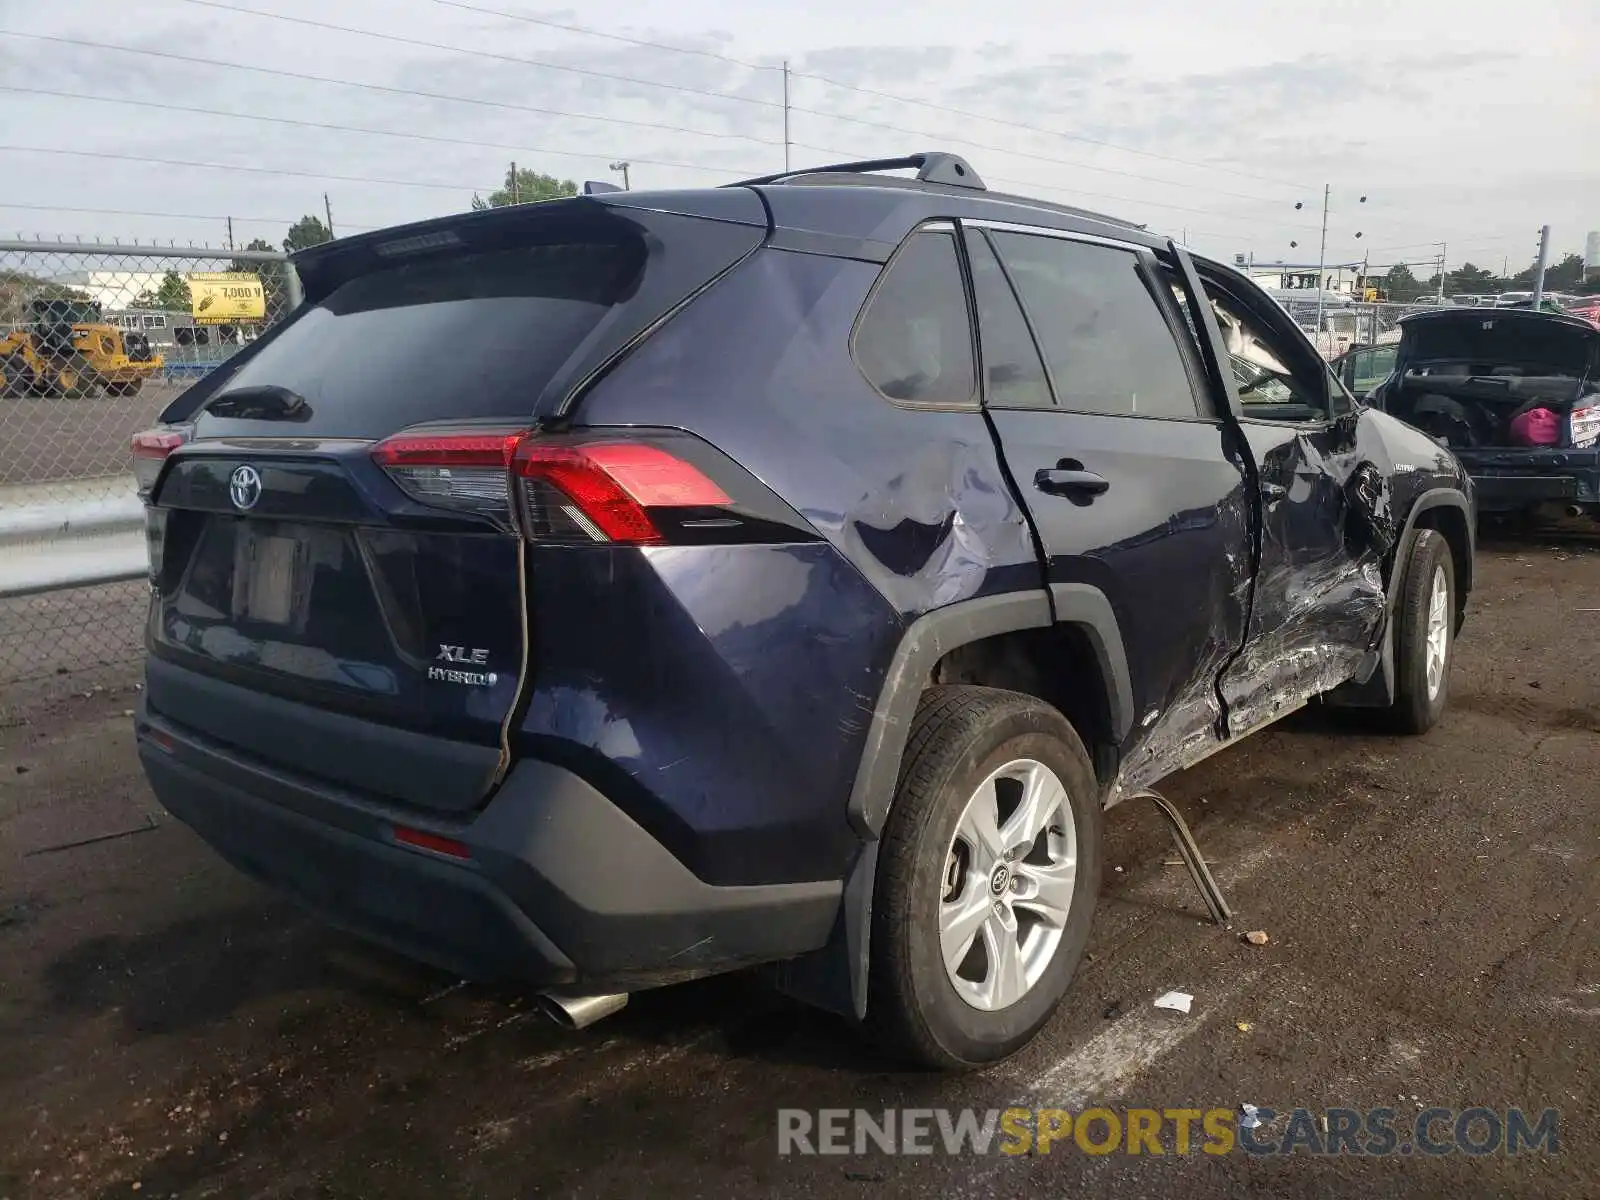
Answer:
xmin=0 ymin=383 xmax=187 ymax=486
xmin=1 ymin=540 xmax=1595 ymax=1199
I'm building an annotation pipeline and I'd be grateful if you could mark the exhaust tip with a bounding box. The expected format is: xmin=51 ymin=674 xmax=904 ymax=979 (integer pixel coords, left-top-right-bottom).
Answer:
xmin=538 ymin=990 xmax=628 ymax=1031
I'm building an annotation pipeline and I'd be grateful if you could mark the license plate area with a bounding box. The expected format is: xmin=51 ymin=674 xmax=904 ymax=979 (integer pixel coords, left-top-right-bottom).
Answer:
xmin=231 ymin=524 xmax=305 ymax=627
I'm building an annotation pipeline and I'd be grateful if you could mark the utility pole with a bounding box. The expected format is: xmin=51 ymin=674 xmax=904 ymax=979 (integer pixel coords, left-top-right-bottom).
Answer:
xmin=1531 ymin=224 xmax=1552 ymax=309
xmin=609 ymin=160 xmax=631 ymax=190
xmin=782 ymin=59 xmax=791 ymax=172
xmin=323 ymin=193 xmax=334 ymax=238
xmin=1437 ymin=241 xmax=1446 ymax=304
xmin=226 ymin=216 xmax=233 ymax=252
xmin=1315 ymin=183 xmax=1331 ymax=337
xmin=510 ymin=162 xmax=519 ymax=205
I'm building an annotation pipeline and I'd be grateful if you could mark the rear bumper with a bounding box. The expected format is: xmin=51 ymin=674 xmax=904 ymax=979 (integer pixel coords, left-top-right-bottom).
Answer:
xmin=136 ymin=702 xmax=842 ymax=990
xmin=1459 ymin=450 xmax=1600 ymax=513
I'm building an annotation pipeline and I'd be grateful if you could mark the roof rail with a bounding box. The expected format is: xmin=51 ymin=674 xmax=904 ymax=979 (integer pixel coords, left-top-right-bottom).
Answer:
xmin=734 ymin=152 xmax=986 ymax=191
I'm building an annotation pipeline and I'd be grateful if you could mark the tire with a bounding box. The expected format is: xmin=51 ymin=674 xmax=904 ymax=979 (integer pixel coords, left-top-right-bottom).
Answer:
xmin=55 ymin=360 xmax=93 ymax=399
xmin=866 ymin=685 xmax=1102 ymax=1069
xmin=1383 ymin=528 xmax=1455 ymax=734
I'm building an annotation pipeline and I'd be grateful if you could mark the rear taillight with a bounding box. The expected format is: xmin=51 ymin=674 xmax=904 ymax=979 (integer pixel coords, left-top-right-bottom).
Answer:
xmin=1571 ymin=401 xmax=1600 ymax=449
xmin=370 ymin=429 xmax=523 ymax=516
xmin=371 ymin=428 xmax=735 ymax=545
xmin=130 ymin=425 xmax=190 ymax=498
xmin=513 ymin=443 xmax=729 ymax=544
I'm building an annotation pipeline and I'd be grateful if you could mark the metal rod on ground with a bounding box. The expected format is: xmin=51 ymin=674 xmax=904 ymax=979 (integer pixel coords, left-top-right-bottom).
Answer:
xmin=1123 ymin=790 xmax=1232 ymax=925
xmin=1531 ymin=224 xmax=1552 ymax=309
xmin=782 ymin=59 xmax=791 ymax=172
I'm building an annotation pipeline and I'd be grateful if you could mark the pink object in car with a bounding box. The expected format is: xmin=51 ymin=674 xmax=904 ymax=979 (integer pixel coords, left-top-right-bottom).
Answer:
xmin=1509 ymin=407 xmax=1561 ymax=446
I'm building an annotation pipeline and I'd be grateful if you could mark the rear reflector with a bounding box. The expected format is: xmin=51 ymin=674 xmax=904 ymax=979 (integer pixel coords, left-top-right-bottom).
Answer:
xmin=393 ymin=825 xmax=472 ymax=860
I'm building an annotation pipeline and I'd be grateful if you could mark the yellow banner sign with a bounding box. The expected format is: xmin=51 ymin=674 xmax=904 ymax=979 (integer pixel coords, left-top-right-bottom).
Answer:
xmin=187 ymin=271 xmax=265 ymax=324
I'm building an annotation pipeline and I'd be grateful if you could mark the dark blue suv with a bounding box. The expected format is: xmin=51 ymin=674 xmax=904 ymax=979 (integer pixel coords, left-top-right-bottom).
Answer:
xmin=131 ymin=153 xmax=1474 ymax=1068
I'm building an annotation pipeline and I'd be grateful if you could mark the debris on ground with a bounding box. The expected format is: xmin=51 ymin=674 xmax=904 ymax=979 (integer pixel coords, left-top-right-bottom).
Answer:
xmin=1236 ymin=1021 xmax=1252 ymax=1032
xmin=1240 ymin=1104 xmax=1263 ymax=1130
xmin=1153 ymin=991 xmax=1193 ymax=1014
xmin=1242 ymin=930 xmax=1270 ymax=946
xmin=23 ymin=814 xmax=159 ymax=857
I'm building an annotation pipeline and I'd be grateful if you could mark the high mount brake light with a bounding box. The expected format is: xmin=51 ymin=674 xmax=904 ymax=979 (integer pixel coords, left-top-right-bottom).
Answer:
xmin=370 ymin=430 xmax=732 ymax=543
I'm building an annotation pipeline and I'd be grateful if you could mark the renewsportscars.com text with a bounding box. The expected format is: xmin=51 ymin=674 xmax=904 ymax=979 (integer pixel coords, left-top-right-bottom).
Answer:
xmin=777 ymin=1106 xmax=1560 ymax=1157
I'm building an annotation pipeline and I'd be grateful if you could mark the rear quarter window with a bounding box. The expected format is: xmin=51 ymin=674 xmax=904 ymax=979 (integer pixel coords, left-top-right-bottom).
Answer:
xmin=853 ymin=229 xmax=977 ymax=407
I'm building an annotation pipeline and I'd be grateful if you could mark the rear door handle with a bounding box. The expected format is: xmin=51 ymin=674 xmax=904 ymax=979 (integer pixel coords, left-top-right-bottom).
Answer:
xmin=1035 ymin=467 xmax=1110 ymax=498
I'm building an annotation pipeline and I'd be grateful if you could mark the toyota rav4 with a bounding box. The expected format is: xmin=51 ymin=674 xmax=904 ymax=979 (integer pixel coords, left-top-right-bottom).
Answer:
xmin=131 ymin=153 xmax=1474 ymax=1069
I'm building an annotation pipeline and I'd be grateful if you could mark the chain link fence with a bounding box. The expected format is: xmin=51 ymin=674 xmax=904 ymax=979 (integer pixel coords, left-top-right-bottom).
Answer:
xmin=0 ymin=239 xmax=298 ymax=710
xmin=1271 ymin=297 xmax=1445 ymax=358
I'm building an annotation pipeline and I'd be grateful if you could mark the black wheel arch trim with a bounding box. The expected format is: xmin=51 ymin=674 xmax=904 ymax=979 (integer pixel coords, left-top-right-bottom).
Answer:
xmin=780 ymin=586 xmax=1133 ymax=1020
xmin=844 ymin=586 xmax=1133 ymax=840
xmin=1398 ymin=487 xmax=1475 ymax=603
xmin=1326 ymin=486 xmax=1473 ymax=709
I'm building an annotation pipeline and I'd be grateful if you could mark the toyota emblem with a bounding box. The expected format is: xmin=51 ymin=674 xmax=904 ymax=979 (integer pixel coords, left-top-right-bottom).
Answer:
xmin=229 ymin=464 xmax=263 ymax=511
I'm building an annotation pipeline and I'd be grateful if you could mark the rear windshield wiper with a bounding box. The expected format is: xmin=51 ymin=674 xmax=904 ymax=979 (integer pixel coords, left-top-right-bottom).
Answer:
xmin=204 ymin=384 xmax=312 ymax=421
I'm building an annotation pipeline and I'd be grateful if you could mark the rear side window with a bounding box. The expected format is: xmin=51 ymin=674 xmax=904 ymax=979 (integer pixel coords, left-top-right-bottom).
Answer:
xmin=990 ymin=233 xmax=1200 ymax=419
xmin=854 ymin=230 xmax=977 ymax=406
xmin=209 ymin=241 xmax=644 ymax=436
xmin=967 ymin=231 xmax=1053 ymax=409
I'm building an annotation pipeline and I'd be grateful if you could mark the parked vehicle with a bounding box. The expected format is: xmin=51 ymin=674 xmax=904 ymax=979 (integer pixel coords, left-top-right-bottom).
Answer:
xmin=1338 ymin=307 xmax=1600 ymax=519
xmin=131 ymin=153 xmax=1475 ymax=1069
xmin=1567 ymin=297 xmax=1600 ymax=329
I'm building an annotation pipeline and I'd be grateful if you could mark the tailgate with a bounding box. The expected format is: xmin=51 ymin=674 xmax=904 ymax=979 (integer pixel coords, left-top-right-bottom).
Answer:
xmin=141 ymin=194 xmax=767 ymax=813
xmin=147 ymin=445 xmax=524 ymax=810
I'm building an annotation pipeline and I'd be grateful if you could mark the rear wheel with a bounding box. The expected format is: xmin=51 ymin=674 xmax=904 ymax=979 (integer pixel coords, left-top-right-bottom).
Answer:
xmin=54 ymin=359 xmax=94 ymax=398
xmin=866 ymin=685 xmax=1101 ymax=1069
xmin=1384 ymin=529 xmax=1454 ymax=734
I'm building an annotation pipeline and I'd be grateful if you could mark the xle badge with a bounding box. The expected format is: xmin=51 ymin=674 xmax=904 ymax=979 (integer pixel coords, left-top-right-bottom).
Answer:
xmin=429 ymin=644 xmax=496 ymax=687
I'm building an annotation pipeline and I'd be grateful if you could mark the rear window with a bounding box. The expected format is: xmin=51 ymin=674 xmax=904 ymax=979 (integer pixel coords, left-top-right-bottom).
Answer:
xmin=207 ymin=241 xmax=645 ymax=436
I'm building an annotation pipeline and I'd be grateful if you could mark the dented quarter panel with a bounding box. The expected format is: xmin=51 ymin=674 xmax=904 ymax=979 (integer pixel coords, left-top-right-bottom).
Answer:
xmin=554 ymin=246 xmax=1037 ymax=884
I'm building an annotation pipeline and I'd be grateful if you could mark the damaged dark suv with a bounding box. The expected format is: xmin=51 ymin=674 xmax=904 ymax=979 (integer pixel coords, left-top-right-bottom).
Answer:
xmin=1339 ymin=306 xmax=1600 ymax=519
xmin=131 ymin=153 xmax=1474 ymax=1069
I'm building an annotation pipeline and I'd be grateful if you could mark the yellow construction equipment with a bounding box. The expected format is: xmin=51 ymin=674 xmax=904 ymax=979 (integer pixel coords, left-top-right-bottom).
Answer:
xmin=0 ymin=298 xmax=164 ymax=398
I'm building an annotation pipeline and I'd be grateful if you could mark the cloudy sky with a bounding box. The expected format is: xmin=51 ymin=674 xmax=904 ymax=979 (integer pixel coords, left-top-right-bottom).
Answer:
xmin=2 ymin=0 xmax=1595 ymax=273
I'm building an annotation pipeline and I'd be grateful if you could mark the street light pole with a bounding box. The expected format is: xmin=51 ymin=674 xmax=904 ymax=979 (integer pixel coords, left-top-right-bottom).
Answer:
xmin=1315 ymin=183 xmax=1330 ymax=337
xmin=1531 ymin=224 xmax=1552 ymax=309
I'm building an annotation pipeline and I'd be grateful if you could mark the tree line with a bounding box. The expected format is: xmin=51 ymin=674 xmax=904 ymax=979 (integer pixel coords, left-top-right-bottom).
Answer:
xmin=1383 ymin=253 xmax=1596 ymax=301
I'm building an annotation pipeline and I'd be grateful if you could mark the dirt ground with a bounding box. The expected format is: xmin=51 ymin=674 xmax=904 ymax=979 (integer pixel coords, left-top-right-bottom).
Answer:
xmin=1 ymin=539 xmax=1595 ymax=1200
